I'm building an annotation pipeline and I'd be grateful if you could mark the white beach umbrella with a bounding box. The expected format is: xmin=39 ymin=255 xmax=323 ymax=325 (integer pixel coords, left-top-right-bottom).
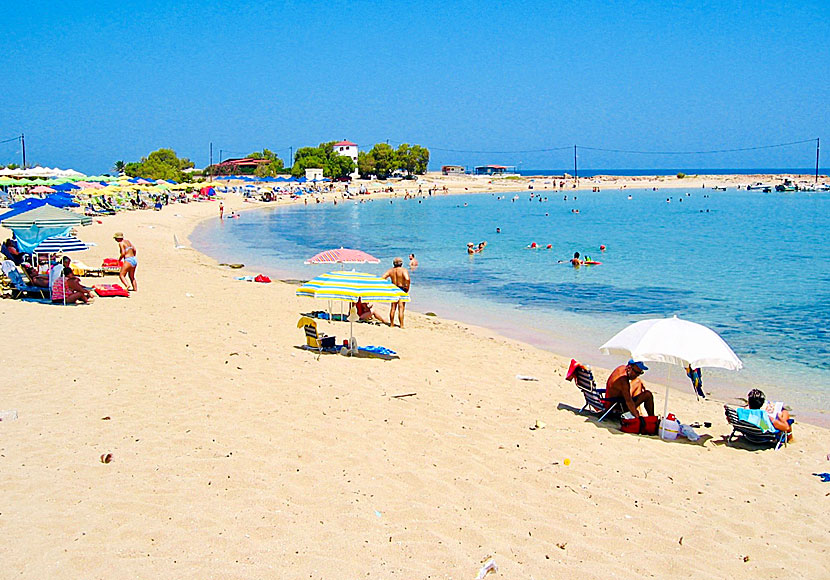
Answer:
xmin=599 ymin=315 xmax=743 ymax=435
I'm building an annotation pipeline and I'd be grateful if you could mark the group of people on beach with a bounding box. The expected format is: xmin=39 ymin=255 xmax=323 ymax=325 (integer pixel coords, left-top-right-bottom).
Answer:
xmin=606 ymin=360 xmax=793 ymax=440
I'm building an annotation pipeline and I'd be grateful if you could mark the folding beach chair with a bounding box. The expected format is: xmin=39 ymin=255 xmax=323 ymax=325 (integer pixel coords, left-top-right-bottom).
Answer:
xmin=566 ymin=359 xmax=620 ymax=421
xmin=297 ymin=316 xmax=337 ymax=359
xmin=724 ymin=405 xmax=788 ymax=450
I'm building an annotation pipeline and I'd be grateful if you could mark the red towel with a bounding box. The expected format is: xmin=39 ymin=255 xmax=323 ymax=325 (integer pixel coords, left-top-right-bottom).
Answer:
xmin=254 ymin=274 xmax=271 ymax=283
xmin=565 ymin=358 xmax=583 ymax=382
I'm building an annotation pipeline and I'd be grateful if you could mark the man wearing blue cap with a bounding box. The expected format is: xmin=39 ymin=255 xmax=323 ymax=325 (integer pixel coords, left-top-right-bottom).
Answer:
xmin=605 ymin=360 xmax=655 ymax=418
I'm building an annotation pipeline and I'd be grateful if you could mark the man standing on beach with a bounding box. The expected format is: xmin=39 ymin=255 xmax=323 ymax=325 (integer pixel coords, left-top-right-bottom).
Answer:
xmin=382 ymin=257 xmax=410 ymax=328
xmin=606 ymin=360 xmax=654 ymax=417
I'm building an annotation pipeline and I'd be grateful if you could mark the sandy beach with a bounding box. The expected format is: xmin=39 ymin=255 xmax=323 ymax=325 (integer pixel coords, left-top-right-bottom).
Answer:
xmin=1 ymin=175 xmax=828 ymax=579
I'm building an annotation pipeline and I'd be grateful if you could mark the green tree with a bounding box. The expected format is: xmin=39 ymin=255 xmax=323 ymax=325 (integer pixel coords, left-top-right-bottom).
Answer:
xmin=113 ymin=160 xmax=126 ymax=175
xmin=124 ymin=148 xmax=195 ymax=181
xmin=368 ymin=143 xmax=397 ymax=179
xmin=291 ymin=142 xmax=355 ymax=179
xmin=357 ymin=151 xmax=375 ymax=178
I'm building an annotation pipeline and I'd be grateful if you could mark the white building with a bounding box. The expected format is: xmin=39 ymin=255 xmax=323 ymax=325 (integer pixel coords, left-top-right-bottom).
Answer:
xmin=333 ymin=140 xmax=359 ymax=179
xmin=305 ymin=168 xmax=323 ymax=181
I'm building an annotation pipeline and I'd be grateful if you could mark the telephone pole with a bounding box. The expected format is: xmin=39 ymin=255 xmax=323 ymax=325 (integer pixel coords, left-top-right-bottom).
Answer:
xmin=21 ymin=134 xmax=26 ymax=168
xmin=209 ymin=142 xmax=213 ymax=181
xmin=573 ymin=145 xmax=578 ymax=187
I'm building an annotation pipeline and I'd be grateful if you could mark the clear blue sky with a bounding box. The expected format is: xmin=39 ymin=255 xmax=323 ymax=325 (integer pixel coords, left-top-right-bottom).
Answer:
xmin=1 ymin=0 xmax=827 ymax=174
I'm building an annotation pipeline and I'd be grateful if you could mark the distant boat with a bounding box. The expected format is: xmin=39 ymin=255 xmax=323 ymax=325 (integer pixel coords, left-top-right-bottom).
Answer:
xmin=712 ymin=186 xmax=726 ymax=191
xmin=774 ymin=184 xmax=797 ymax=192
xmin=746 ymin=182 xmax=773 ymax=190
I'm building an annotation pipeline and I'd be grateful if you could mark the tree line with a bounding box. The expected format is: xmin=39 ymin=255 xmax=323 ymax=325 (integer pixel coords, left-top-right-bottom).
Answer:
xmin=118 ymin=142 xmax=429 ymax=180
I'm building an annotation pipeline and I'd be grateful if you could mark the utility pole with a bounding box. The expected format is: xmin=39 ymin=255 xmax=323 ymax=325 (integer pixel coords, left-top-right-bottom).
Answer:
xmin=573 ymin=145 xmax=578 ymax=187
xmin=209 ymin=142 xmax=213 ymax=181
xmin=289 ymin=146 xmax=293 ymax=166
xmin=816 ymin=138 xmax=821 ymax=184
xmin=21 ymin=133 xmax=26 ymax=168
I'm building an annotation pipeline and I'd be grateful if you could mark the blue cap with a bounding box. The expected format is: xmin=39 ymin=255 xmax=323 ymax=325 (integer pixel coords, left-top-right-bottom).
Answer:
xmin=628 ymin=359 xmax=649 ymax=372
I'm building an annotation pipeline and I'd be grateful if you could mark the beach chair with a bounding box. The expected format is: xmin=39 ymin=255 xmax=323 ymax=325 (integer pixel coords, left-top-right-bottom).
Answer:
xmin=723 ymin=405 xmax=788 ymax=450
xmin=297 ymin=316 xmax=337 ymax=359
xmin=3 ymin=266 xmax=50 ymax=300
xmin=566 ymin=359 xmax=620 ymax=421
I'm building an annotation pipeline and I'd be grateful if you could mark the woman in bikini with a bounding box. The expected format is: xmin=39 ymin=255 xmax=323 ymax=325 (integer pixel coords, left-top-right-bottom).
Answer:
xmin=114 ymin=232 xmax=138 ymax=292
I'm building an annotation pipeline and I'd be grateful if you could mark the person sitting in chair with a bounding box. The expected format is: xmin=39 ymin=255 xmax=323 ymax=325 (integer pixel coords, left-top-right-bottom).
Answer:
xmin=20 ymin=263 xmax=50 ymax=288
xmin=1 ymin=238 xmax=24 ymax=265
xmin=605 ymin=360 xmax=655 ymax=418
xmin=745 ymin=388 xmax=793 ymax=441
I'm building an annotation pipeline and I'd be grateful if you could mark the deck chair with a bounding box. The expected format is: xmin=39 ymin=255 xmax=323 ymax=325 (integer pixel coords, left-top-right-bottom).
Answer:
xmin=724 ymin=405 xmax=788 ymax=450
xmin=297 ymin=316 xmax=337 ymax=358
xmin=566 ymin=359 xmax=620 ymax=421
xmin=3 ymin=261 xmax=50 ymax=299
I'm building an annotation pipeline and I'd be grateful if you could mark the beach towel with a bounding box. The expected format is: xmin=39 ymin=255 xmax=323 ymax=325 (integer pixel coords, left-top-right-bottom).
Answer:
xmin=565 ymin=358 xmax=583 ymax=382
xmin=686 ymin=365 xmax=705 ymax=398
xmin=93 ymin=284 xmax=130 ymax=297
xmin=736 ymin=407 xmax=777 ymax=433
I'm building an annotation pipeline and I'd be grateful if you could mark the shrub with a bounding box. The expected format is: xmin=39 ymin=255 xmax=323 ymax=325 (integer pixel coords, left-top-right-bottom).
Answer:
xmin=676 ymin=172 xmax=686 ymax=179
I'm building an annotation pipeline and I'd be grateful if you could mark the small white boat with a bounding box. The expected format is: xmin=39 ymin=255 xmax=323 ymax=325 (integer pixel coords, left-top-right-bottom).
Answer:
xmin=746 ymin=182 xmax=774 ymax=190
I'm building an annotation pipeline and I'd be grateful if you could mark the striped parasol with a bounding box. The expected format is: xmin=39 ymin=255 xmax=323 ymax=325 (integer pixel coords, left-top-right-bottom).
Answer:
xmin=34 ymin=235 xmax=94 ymax=254
xmin=305 ymin=248 xmax=380 ymax=264
xmin=0 ymin=204 xmax=92 ymax=228
xmin=296 ymin=271 xmax=409 ymax=303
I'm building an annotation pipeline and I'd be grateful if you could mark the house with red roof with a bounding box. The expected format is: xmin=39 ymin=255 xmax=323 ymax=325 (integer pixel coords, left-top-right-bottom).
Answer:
xmin=333 ymin=140 xmax=359 ymax=179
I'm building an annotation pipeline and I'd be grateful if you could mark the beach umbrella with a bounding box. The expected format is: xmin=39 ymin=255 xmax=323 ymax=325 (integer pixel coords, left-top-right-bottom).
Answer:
xmin=305 ymin=248 xmax=381 ymax=265
xmin=30 ymin=185 xmax=56 ymax=194
xmin=599 ymin=315 xmax=742 ymax=435
xmin=34 ymin=235 xmax=94 ymax=254
xmin=297 ymin=270 xmax=409 ymax=349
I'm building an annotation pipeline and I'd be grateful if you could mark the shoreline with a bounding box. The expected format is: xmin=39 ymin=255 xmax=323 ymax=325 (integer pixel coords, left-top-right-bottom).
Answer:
xmin=2 ymin=174 xmax=828 ymax=578
xmin=190 ymin=181 xmax=829 ymax=427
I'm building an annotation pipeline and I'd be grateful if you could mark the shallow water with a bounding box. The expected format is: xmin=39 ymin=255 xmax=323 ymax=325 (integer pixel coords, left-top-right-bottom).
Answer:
xmin=191 ymin=187 xmax=830 ymax=424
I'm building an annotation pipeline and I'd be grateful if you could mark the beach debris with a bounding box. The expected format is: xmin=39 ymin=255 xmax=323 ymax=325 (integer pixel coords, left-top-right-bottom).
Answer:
xmin=813 ymin=472 xmax=830 ymax=483
xmin=0 ymin=410 xmax=18 ymax=422
xmin=679 ymin=536 xmax=683 ymax=545
xmin=556 ymin=542 xmax=567 ymax=550
xmin=563 ymin=458 xmax=571 ymax=466
xmin=101 ymin=416 xmax=111 ymax=421
xmin=529 ymin=420 xmax=546 ymax=430
xmin=475 ymin=558 xmax=498 ymax=579
xmin=425 ymin=312 xmax=437 ymax=317
xmin=391 ymin=392 xmax=417 ymax=399
xmin=185 ymin=293 xmax=194 ymax=298
xmin=229 ymin=263 xmax=244 ymax=269
xmin=743 ymin=555 xmax=750 ymax=562
xmin=516 ymin=375 xmax=539 ymax=381
xmin=374 ymin=510 xmax=382 ymax=518
xmin=100 ymin=453 xmax=113 ymax=464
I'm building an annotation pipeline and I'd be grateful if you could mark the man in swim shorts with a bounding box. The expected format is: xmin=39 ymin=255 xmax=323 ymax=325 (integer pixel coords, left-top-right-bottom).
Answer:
xmin=114 ymin=232 xmax=138 ymax=292
xmin=382 ymin=257 xmax=410 ymax=328
xmin=605 ymin=360 xmax=655 ymax=418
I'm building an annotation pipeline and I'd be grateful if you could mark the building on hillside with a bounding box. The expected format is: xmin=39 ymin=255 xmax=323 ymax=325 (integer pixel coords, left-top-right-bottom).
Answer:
xmin=333 ymin=140 xmax=359 ymax=179
xmin=441 ymin=165 xmax=465 ymax=175
xmin=473 ymin=165 xmax=517 ymax=176
xmin=215 ymin=157 xmax=270 ymax=176
xmin=305 ymin=168 xmax=324 ymax=181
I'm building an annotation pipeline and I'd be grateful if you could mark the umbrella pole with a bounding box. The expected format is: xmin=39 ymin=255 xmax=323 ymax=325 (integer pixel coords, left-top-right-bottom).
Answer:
xmin=659 ymin=366 xmax=672 ymax=438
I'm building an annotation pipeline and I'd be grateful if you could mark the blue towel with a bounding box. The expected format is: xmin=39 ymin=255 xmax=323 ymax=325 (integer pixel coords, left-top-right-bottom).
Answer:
xmin=736 ymin=408 xmax=776 ymax=432
xmin=360 ymin=345 xmax=397 ymax=356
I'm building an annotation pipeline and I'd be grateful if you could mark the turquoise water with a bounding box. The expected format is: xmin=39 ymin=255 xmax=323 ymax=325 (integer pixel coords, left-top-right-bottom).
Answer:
xmin=191 ymin=188 xmax=830 ymax=423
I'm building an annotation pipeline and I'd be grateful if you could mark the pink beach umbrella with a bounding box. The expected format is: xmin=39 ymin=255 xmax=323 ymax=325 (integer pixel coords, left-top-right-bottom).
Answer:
xmin=30 ymin=185 xmax=56 ymax=194
xmin=304 ymin=247 xmax=381 ymax=264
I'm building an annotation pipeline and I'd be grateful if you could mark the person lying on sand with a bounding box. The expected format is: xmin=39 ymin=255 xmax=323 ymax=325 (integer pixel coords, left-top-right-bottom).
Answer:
xmin=605 ymin=360 xmax=655 ymax=418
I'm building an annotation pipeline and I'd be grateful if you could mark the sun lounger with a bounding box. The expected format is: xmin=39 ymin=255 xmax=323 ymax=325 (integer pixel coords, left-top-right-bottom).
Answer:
xmin=566 ymin=359 xmax=620 ymax=421
xmin=3 ymin=265 xmax=50 ymax=299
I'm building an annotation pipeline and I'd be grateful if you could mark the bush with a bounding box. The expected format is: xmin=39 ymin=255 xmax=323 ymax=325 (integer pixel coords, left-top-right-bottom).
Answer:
xmin=677 ymin=172 xmax=686 ymax=179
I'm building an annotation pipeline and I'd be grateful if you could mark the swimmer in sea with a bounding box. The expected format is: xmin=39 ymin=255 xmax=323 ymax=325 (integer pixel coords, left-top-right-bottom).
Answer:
xmin=476 ymin=241 xmax=487 ymax=253
xmin=467 ymin=242 xmax=476 ymax=255
xmin=570 ymin=252 xmax=583 ymax=267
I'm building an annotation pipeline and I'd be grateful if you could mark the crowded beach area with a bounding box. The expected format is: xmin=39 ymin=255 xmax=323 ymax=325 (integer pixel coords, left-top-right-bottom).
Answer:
xmin=1 ymin=170 xmax=828 ymax=579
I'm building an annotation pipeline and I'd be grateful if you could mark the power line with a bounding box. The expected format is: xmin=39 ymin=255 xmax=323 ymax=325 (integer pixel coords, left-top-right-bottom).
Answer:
xmin=578 ymin=138 xmax=818 ymax=156
xmin=0 ymin=135 xmax=21 ymax=145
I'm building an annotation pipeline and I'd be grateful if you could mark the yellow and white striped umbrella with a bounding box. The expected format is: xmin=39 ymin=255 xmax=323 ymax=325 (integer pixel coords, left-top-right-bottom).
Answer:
xmin=296 ymin=270 xmax=409 ymax=303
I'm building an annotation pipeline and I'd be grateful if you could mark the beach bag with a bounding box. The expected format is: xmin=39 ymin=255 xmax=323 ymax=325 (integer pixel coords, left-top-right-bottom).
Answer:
xmin=620 ymin=415 xmax=660 ymax=435
xmin=254 ymin=274 xmax=271 ymax=283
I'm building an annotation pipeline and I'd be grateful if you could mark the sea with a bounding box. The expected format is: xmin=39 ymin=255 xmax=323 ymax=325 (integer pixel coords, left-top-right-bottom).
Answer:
xmin=191 ymin=186 xmax=830 ymax=425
